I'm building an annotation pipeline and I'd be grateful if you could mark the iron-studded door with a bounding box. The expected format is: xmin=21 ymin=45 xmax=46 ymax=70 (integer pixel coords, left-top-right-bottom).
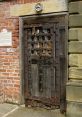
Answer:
xmin=23 ymin=16 xmax=67 ymax=110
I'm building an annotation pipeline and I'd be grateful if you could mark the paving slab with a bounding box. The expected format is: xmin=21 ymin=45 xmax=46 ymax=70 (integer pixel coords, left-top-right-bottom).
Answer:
xmin=6 ymin=105 xmax=65 ymax=117
xmin=0 ymin=103 xmax=18 ymax=117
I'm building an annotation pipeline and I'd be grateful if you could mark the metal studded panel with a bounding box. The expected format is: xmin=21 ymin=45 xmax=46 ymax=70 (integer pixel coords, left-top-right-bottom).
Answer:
xmin=25 ymin=24 xmax=54 ymax=98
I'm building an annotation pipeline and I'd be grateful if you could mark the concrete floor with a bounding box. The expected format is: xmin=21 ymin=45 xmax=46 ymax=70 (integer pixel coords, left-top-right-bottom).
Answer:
xmin=0 ymin=103 xmax=65 ymax=117
xmin=6 ymin=106 xmax=65 ymax=117
xmin=1 ymin=103 xmax=82 ymax=117
xmin=0 ymin=103 xmax=18 ymax=117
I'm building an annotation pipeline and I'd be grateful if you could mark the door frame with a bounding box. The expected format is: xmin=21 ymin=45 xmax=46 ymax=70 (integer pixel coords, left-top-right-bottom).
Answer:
xmin=19 ymin=12 xmax=68 ymax=112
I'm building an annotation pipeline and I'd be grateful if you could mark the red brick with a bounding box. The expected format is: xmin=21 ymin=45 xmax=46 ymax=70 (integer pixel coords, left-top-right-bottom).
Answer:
xmin=0 ymin=69 xmax=6 ymax=72
xmin=0 ymin=0 xmax=45 ymax=104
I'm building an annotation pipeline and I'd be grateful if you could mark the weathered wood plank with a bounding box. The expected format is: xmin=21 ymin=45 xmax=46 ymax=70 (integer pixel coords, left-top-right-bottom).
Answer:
xmin=31 ymin=64 xmax=39 ymax=97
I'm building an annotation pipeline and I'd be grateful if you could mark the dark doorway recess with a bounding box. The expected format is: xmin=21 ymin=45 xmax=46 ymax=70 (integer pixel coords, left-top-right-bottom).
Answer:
xmin=20 ymin=14 xmax=67 ymax=112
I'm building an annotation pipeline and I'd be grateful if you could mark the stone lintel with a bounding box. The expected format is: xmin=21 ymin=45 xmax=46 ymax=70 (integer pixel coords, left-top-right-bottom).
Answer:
xmin=10 ymin=0 xmax=67 ymax=16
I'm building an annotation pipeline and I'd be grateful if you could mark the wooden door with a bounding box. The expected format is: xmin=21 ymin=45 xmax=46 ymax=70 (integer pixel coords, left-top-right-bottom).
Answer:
xmin=22 ymin=15 xmax=67 ymax=111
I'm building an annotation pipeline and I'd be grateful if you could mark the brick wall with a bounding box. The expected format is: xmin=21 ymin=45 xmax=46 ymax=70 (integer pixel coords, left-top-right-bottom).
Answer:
xmin=0 ymin=0 xmax=67 ymax=104
xmin=0 ymin=2 xmax=20 ymax=103
xmin=0 ymin=0 xmax=45 ymax=104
